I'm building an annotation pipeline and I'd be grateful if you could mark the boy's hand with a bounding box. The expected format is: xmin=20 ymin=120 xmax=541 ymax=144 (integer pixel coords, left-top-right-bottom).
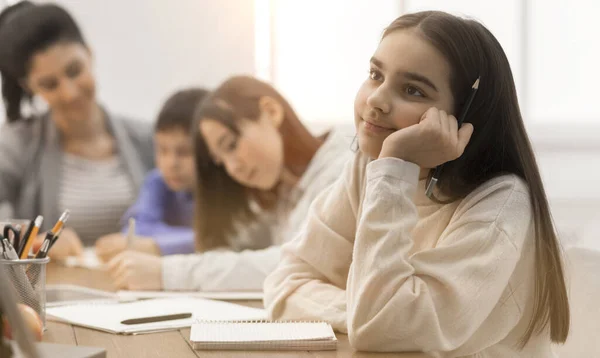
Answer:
xmin=96 ymin=233 xmax=161 ymax=262
xmin=95 ymin=233 xmax=127 ymax=262
xmin=106 ymin=251 xmax=163 ymax=290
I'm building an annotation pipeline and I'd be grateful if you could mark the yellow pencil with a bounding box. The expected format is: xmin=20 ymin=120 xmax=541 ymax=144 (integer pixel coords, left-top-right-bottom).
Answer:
xmin=19 ymin=215 xmax=43 ymax=259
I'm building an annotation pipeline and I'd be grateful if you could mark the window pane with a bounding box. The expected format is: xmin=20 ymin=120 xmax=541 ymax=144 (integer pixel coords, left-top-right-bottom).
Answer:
xmin=528 ymin=0 xmax=600 ymax=123
xmin=271 ymin=0 xmax=400 ymax=126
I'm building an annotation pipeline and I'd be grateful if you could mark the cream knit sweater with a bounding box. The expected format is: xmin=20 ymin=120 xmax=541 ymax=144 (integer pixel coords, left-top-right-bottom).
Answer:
xmin=264 ymin=152 xmax=556 ymax=357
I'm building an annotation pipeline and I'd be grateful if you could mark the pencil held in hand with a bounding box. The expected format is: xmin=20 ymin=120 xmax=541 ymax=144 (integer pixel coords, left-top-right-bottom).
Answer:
xmin=425 ymin=77 xmax=480 ymax=198
xmin=127 ymin=218 xmax=136 ymax=248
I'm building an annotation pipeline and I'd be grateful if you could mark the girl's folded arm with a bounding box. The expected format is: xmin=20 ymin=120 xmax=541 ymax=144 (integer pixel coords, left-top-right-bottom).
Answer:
xmin=347 ymin=158 xmax=532 ymax=353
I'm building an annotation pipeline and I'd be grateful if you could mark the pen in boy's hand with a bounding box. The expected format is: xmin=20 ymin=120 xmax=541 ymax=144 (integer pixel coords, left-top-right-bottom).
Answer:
xmin=126 ymin=218 xmax=136 ymax=248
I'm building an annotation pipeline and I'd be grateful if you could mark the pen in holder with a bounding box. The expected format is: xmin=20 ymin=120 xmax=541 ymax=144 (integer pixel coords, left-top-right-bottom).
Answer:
xmin=0 ymin=257 xmax=50 ymax=329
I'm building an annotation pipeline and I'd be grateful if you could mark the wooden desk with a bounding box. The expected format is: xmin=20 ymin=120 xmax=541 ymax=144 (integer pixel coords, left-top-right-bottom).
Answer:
xmin=44 ymin=264 xmax=428 ymax=358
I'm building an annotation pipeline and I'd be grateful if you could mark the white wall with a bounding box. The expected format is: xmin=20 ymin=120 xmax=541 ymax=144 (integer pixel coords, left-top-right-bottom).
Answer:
xmin=267 ymin=0 xmax=400 ymax=125
xmin=2 ymin=1 xmax=599 ymax=246
xmin=535 ymin=148 xmax=600 ymax=245
xmin=30 ymin=0 xmax=256 ymax=121
xmin=528 ymin=0 xmax=600 ymax=123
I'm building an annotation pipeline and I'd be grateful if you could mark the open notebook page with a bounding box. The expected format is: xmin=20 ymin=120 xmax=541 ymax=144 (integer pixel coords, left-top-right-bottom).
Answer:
xmin=47 ymin=297 xmax=266 ymax=334
xmin=117 ymin=290 xmax=263 ymax=301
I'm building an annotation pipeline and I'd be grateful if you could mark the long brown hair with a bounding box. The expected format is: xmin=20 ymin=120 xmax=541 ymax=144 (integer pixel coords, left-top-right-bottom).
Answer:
xmin=192 ymin=75 xmax=320 ymax=251
xmin=383 ymin=11 xmax=569 ymax=345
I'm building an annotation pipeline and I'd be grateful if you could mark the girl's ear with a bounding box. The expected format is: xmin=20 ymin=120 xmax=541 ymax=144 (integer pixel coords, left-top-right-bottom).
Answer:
xmin=258 ymin=96 xmax=284 ymax=128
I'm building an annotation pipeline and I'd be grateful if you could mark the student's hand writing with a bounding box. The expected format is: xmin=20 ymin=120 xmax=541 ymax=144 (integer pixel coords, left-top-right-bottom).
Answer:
xmin=33 ymin=227 xmax=83 ymax=260
xmin=106 ymin=251 xmax=163 ymax=290
xmin=379 ymin=107 xmax=474 ymax=168
xmin=95 ymin=233 xmax=161 ymax=262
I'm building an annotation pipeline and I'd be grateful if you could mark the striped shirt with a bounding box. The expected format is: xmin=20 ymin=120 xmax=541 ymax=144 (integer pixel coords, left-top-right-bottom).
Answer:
xmin=58 ymin=153 xmax=136 ymax=246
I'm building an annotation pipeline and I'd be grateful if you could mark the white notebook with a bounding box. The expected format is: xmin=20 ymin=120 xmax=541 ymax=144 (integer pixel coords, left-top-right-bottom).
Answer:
xmin=116 ymin=290 xmax=263 ymax=301
xmin=46 ymin=298 xmax=266 ymax=335
xmin=189 ymin=320 xmax=337 ymax=351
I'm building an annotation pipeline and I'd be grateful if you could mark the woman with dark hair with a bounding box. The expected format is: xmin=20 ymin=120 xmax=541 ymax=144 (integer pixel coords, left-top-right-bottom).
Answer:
xmin=106 ymin=75 xmax=354 ymax=292
xmin=0 ymin=2 xmax=153 ymax=258
xmin=264 ymin=11 xmax=570 ymax=356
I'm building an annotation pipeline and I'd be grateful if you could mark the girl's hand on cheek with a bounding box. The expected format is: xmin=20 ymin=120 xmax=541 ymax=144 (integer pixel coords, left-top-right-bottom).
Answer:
xmin=379 ymin=107 xmax=474 ymax=168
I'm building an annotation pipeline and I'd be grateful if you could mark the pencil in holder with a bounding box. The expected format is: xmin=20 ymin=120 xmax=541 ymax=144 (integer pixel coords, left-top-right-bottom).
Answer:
xmin=0 ymin=257 xmax=49 ymax=329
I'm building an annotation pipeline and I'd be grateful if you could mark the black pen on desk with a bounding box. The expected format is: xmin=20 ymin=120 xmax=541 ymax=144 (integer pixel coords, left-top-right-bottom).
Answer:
xmin=425 ymin=77 xmax=480 ymax=198
xmin=121 ymin=313 xmax=192 ymax=325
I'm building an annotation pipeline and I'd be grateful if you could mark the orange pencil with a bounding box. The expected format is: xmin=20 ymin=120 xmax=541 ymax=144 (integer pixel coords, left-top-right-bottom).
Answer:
xmin=19 ymin=215 xmax=43 ymax=259
xmin=50 ymin=210 xmax=70 ymax=235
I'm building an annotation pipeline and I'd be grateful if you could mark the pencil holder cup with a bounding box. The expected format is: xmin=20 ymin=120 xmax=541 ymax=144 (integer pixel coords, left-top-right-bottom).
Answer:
xmin=0 ymin=257 xmax=49 ymax=329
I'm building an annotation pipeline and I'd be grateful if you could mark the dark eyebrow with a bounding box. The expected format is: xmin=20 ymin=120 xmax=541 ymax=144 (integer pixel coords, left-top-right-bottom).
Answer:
xmin=65 ymin=59 xmax=82 ymax=71
xmin=37 ymin=76 xmax=58 ymax=87
xmin=371 ymin=56 xmax=439 ymax=93
xmin=402 ymin=72 xmax=438 ymax=92
xmin=370 ymin=56 xmax=383 ymax=69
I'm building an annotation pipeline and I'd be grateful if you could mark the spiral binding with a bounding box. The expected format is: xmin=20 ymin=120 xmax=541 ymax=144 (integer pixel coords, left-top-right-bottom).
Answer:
xmin=193 ymin=319 xmax=326 ymax=324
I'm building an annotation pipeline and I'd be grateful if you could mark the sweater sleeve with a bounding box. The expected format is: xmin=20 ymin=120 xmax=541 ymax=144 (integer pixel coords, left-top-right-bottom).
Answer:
xmin=347 ymin=157 xmax=533 ymax=355
xmin=161 ymin=214 xmax=277 ymax=291
xmin=263 ymin=154 xmax=364 ymax=333
xmin=161 ymin=245 xmax=280 ymax=292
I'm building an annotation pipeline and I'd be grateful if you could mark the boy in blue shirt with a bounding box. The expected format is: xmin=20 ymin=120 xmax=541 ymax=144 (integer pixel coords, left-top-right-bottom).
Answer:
xmin=95 ymin=88 xmax=209 ymax=261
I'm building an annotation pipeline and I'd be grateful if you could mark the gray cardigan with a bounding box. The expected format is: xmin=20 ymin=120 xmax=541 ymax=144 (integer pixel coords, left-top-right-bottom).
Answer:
xmin=0 ymin=110 xmax=154 ymax=231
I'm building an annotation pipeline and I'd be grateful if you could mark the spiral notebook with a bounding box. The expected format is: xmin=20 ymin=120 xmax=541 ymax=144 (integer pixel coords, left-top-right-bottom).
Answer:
xmin=189 ymin=320 xmax=337 ymax=351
